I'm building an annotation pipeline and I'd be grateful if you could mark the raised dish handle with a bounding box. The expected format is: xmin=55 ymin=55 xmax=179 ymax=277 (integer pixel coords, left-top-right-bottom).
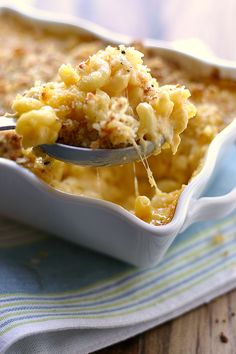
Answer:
xmin=180 ymin=187 xmax=236 ymax=233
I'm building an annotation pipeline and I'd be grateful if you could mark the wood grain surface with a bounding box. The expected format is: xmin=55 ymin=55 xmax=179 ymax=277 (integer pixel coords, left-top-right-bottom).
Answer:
xmin=26 ymin=1 xmax=236 ymax=352
xmin=95 ymin=290 xmax=236 ymax=354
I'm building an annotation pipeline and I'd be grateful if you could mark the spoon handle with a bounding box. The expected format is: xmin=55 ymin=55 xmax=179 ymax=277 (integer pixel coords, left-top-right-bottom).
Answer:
xmin=0 ymin=117 xmax=16 ymax=131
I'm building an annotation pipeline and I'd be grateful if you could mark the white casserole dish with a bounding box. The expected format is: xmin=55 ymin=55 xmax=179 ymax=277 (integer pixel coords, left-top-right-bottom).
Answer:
xmin=1 ymin=4 xmax=236 ymax=267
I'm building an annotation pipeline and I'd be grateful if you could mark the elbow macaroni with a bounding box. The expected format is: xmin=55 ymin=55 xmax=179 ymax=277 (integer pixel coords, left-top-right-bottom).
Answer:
xmin=16 ymin=106 xmax=62 ymax=148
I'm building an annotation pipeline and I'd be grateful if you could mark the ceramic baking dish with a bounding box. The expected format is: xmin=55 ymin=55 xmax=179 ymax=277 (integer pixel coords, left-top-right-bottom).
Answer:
xmin=1 ymin=4 xmax=236 ymax=267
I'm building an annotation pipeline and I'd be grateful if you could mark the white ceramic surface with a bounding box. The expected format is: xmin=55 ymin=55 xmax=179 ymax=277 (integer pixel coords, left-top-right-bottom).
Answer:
xmin=1 ymin=4 xmax=236 ymax=267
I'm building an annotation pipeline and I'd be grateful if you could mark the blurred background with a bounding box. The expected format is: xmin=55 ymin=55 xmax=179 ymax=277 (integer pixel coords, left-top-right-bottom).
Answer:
xmin=3 ymin=0 xmax=235 ymax=60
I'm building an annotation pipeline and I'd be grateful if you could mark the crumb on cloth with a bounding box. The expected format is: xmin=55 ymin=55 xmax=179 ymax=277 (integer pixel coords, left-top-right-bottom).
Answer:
xmin=212 ymin=233 xmax=224 ymax=245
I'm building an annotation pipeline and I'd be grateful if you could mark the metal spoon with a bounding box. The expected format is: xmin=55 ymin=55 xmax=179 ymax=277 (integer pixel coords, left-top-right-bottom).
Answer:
xmin=0 ymin=116 xmax=161 ymax=166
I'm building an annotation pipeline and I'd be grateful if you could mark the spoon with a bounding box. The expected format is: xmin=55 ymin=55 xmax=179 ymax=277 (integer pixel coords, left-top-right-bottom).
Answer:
xmin=0 ymin=116 xmax=161 ymax=166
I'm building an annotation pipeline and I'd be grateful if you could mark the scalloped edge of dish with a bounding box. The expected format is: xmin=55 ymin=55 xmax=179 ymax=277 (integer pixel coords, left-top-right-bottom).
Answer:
xmin=0 ymin=3 xmax=236 ymax=235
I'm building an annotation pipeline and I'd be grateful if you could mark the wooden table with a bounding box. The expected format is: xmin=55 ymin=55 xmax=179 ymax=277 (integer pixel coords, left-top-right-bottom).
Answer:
xmin=96 ymin=290 xmax=236 ymax=354
xmin=31 ymin=0 xmax=236 ymax=352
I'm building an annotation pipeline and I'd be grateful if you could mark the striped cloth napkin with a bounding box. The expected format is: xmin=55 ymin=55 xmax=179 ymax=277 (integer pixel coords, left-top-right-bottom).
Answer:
xmin=1 ymin=143 xmax=236 ymax=353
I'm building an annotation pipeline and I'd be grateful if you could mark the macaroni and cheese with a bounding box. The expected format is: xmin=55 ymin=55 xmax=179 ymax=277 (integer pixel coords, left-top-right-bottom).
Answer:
xmin=1 ymin=14 xmax=236 ymax=225
xmin=13 ymin=46 xmax=195 ymax=155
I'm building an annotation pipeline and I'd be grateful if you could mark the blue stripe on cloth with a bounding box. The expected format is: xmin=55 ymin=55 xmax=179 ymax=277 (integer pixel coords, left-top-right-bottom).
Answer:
xmin=0 ymin=252 xmax=235 ymax=331
xmin=1 ymin=235 xmax=235 ymax=312
xmin=0 ymin=218 xmax=235 ymax=303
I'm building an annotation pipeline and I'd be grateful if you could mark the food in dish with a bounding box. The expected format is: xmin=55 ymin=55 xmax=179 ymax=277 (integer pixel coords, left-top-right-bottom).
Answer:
xmin=1 ymin=14 xmax=236 ymax=225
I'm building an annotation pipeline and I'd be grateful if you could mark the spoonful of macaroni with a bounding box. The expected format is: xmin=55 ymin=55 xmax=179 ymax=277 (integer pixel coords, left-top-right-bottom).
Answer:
xmin=1 ymin=45 xmax=196 ymax=166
